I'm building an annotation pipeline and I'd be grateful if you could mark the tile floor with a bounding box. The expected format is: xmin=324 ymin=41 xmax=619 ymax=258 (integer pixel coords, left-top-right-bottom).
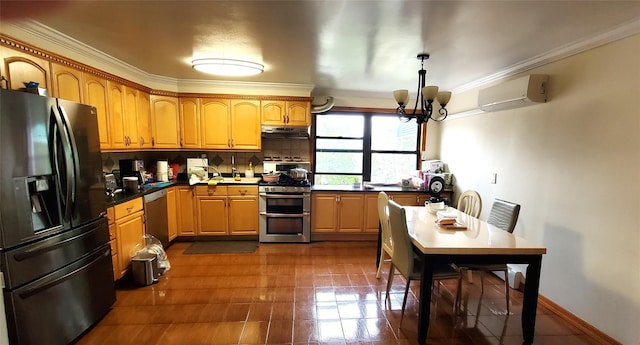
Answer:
xmin=75 ymin=241 xmax=598 ymax=345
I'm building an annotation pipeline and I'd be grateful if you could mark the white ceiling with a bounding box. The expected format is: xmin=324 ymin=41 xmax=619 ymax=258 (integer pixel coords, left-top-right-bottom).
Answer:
xmin=2 ymin=1 xmax=640 ymax=98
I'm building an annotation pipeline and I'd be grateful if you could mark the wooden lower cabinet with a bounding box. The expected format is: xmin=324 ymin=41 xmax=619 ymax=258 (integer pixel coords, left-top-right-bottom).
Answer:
xmin=106 ymin=207 xmax=118 ymax=280
xmin=311 ymin=193 xmax=364 ymax=233
xmin=176 ymin=186 xmax=196 ymax=235
xmin=228 ymin=186 xmax=258 ymax=235
xmin=195 ymin=185 xmax=258 ymax=236
xmin=112 ymin=197 xmax=145 ymax=280
xmin=313 ymin=191 xmax=448 ymax=236
xmin=196 ymin=197 xmax=228 ymax=235
xmin=166 ymin=187 xmax=178 ymax=241
xmin=364 ymin=194 xmax=380 ymax=233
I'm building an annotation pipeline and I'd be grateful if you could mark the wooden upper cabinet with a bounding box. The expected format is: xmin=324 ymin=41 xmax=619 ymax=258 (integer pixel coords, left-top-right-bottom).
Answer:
xmin=83 ymin=74 xmax=110 ymax=149
xmin=286 ymin=101 xmax=311 ymax=126
xmin=0 ymin=47 xmax=50 ymax=91
xmin=137 ymin=91 xmax=152 ymax=149
xmin=201 ymin=98 xmax=231 ymax=149
xmin=179 ymin=98 xmax=201 ymax=149
xmin=150 ymin=95 xmax=180 ymax=148
xmin=51 ymin=63 xmax=83 ymax=103
xmin=261 ymin=100 xmax=286 ymax=125
xmin=123 ymin=86 xmax=141 ymax=148
xmin=261 ymin=100 xmax=310 ymax=127
xmin=230 ymin=99 xmax=261 ymax=150
xmin=108 ymin=81 xmax=127 ymax=149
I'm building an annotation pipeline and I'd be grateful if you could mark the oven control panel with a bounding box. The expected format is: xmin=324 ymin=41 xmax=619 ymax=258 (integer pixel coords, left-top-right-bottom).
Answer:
xmin=259 ymin=186 xmax=310 ymax=194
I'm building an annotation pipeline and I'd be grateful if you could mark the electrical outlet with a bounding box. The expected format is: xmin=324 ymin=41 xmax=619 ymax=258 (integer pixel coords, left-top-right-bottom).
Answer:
xmin=491 ymin=172 xmax=497 ymax=184
xmin=420 ymin=151 xmax=427 ymax=160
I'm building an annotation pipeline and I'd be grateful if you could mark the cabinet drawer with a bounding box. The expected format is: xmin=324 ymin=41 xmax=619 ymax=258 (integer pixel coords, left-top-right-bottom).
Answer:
xmin=114 ymin=197 xmax=143 ymax=219
xmin=227 ymin=185 xmax=258 ymax=196
xmin=195 ymin=185 xmax=227 ymax=196
xmin=106 ymin=206 xmax=115 ymax=225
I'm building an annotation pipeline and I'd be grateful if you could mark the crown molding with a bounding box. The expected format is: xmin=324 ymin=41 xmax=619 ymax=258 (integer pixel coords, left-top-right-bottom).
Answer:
xmin=452 ymin=18 xmax=640 ymax=94
xmin=0 ymin=19 xmax=313 ymax=96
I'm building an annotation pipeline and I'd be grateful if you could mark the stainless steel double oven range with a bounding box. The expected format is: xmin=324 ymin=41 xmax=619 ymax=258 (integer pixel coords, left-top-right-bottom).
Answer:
xmin=258 ymin=173 xmax=311 ymax=243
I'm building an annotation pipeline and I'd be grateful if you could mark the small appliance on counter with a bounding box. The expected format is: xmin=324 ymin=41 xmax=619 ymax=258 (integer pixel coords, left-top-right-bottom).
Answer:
xmin=119 ymin=159 xmax=144 ymax=190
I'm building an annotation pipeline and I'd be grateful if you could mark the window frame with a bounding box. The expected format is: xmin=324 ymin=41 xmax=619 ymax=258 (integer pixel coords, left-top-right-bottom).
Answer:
xmin=313 ymin=110 xmax=422 ymax=183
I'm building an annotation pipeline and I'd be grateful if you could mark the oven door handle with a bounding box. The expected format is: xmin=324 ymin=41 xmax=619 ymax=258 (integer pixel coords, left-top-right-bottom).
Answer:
xmin=259 ymin=193 xmax=309 ymax=198
xmin=260 ymin=212 xmax=310 ymax=217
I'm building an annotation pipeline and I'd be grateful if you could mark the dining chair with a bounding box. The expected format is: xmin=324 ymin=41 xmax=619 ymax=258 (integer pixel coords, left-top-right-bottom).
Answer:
xmin=376 ymin=192 xmax=393 ymax=280
xmin=456 ymin=198 xmax=521 ymax=313
xmin=457 ymin=190 xmax=482 ymax=218
xmin=387 ymin=199 xmax=462 ymax=327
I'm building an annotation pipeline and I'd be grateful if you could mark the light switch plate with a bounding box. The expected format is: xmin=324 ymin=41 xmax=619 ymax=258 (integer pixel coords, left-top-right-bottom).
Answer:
xmin=491 ymin=172 xmax=497 ymax=184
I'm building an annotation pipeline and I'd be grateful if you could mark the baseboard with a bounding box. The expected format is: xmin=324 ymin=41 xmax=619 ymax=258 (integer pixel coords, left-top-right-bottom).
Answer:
xmin=538 ymin=294 xmax=621 ymax=345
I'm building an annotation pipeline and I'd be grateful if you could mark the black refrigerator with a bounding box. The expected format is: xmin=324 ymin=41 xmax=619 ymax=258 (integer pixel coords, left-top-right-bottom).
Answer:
xmin=0 ymin=89 xmax=115 ymax=345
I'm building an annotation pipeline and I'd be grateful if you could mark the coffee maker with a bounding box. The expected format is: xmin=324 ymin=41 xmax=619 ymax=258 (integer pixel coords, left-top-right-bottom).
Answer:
xmin=119 ymin=159 xmax=144 ymax=188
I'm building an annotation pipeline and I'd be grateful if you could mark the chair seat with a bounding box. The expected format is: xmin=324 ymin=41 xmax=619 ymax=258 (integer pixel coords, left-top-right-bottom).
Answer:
xmin=412 ymin=257 xmax=461 ymax=280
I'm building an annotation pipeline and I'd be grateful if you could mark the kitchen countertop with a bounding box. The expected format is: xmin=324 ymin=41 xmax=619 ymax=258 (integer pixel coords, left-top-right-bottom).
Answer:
xmin=106 ymin=180 xmax=453 ymax=206
xmin=311 ymin=184 xmax=453 ymax=193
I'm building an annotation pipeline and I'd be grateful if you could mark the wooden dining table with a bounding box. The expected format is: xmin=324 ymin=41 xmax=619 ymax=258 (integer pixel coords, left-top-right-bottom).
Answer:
xmin=403 ymin=206 xmax=547 ymax=345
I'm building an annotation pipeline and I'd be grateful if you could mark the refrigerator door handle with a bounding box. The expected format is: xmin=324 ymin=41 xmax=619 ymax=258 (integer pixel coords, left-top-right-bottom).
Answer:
xmin=57 ymin=104 xmax=79 ymax=207
xmin=50 ymin=105 xmax=73 ymax=221
xmin=12 ymin=229 xmax=97 ymax=261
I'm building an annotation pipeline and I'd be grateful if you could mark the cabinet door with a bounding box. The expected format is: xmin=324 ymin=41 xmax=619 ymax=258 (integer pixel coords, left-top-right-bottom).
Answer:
xmin=116 ymin=210 xmax=145 ymax=279
xmin=83 ymin=73 xmax=110 ymax=149
xmin=123 ymin=86 xmax=140 ymax=148
xmin=166 ymin=187 xmax=178 ymax=242
xmin=312 ymin=193 xmax=338 ymax=233
xmin=201 ymin=98 xmax=230 ymax=149
xmin=51 ymin=63 xmax=83 ymax=103
xmin=137 ymin=91 xmax=152 ymax=149
xmin=364 ymin=194 xmax=380 ymax=233
xmin=261 ymin=100 xmax=285 ymax=125
xmin=286 ymin=101 xmax=311 ymax=126
xmin=228 ymin=196 xmax=258 ymax=235
xmin=150 ymin=95 xmax=180 ymax=148
xmin=230 ymin=100 xmax=261 ymax=150
xmin=388 ymin=193 xmax=419 ymax=206
xmin=179 ymin=98 xmax=201 ymax=148
xmin=196 ymin=197 xmax=228 ymax=235
xmin=177 ymin=187 xmax=196 ymax=235
xmin=0 ymin=47 xmax=50 ymax=91
xmin=337 ymin=193 xmax=364 ymax=232
xmin=108 ymin=81 xmax=126 ymax=149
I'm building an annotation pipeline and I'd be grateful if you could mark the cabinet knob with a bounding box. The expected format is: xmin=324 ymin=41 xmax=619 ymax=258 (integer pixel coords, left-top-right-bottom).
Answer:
xmin=152 ymin=137 xmax=155 ymax=146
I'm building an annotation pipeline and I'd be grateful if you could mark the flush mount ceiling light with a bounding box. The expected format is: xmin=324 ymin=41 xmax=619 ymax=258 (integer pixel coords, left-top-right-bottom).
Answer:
xmin=393 ymin=53 xmax=451 ymax=124
xmin=192 ymin=58 xmax=264 ymax=76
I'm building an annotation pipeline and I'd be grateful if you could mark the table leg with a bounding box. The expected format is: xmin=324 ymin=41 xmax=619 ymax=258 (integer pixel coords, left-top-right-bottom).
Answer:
xmin=522 ymin=255 xmax=542 ymax=344
xmin=418 ymin=255 xmax=434 ymax=344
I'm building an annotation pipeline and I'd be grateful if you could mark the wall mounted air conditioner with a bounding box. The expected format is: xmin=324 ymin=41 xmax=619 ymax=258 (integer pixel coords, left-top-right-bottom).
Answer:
xmin=478 ymin=74 xmax=548 ymax=112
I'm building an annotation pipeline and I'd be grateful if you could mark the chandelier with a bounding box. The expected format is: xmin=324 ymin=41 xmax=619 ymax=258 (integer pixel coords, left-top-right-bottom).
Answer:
xmin=393 ymin=53 xmax=451 ymax=124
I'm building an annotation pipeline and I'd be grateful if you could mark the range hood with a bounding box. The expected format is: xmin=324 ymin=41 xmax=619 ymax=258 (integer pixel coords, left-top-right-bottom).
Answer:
xmin=261 ymin=125 xmax=310 ymax=139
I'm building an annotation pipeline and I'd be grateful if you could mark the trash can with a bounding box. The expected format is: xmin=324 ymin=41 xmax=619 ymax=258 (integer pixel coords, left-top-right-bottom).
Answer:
xmin=131 ymin=252 xmax=158 ymax=286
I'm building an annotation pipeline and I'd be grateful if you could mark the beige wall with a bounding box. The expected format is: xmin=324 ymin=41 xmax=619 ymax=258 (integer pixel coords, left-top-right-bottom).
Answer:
xmin=435 ymin=34 xmax=640 ymax=344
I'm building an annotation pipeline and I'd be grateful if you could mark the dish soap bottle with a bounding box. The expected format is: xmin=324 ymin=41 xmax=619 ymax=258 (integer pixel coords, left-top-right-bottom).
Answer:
xmin=245 ymin=162 xmax=254 ymax=178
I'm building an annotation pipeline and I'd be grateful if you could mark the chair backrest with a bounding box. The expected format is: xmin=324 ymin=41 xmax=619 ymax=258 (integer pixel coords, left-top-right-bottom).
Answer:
xmin=387 ymin=199 xmax=414 ymax=278
xmin=487 ymin=199 xmax=521 ymax=233
xmin=377 ymin=192 xmax=392 ymax=253
xmin=457 ymin=190 xmax=482 ymax=218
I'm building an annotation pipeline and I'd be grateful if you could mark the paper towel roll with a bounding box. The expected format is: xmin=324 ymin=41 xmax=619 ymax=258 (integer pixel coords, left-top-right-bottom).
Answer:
xmin=157 ymin=161 xmax=168 ymax=182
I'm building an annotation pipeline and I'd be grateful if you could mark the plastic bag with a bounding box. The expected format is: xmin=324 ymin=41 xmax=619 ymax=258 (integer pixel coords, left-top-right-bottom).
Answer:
xmin=130 ymin=234 xmax=171 ymax=275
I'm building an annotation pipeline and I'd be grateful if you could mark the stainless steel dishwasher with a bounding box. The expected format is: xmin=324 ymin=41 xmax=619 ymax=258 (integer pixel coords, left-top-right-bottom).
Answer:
xmin=144 ymin=189 xmax=169 ymax=248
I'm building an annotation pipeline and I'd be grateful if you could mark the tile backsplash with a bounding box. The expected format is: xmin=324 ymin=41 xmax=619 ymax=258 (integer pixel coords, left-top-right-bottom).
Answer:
xmin=101 ymin=138 xmax=310 ymax=176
